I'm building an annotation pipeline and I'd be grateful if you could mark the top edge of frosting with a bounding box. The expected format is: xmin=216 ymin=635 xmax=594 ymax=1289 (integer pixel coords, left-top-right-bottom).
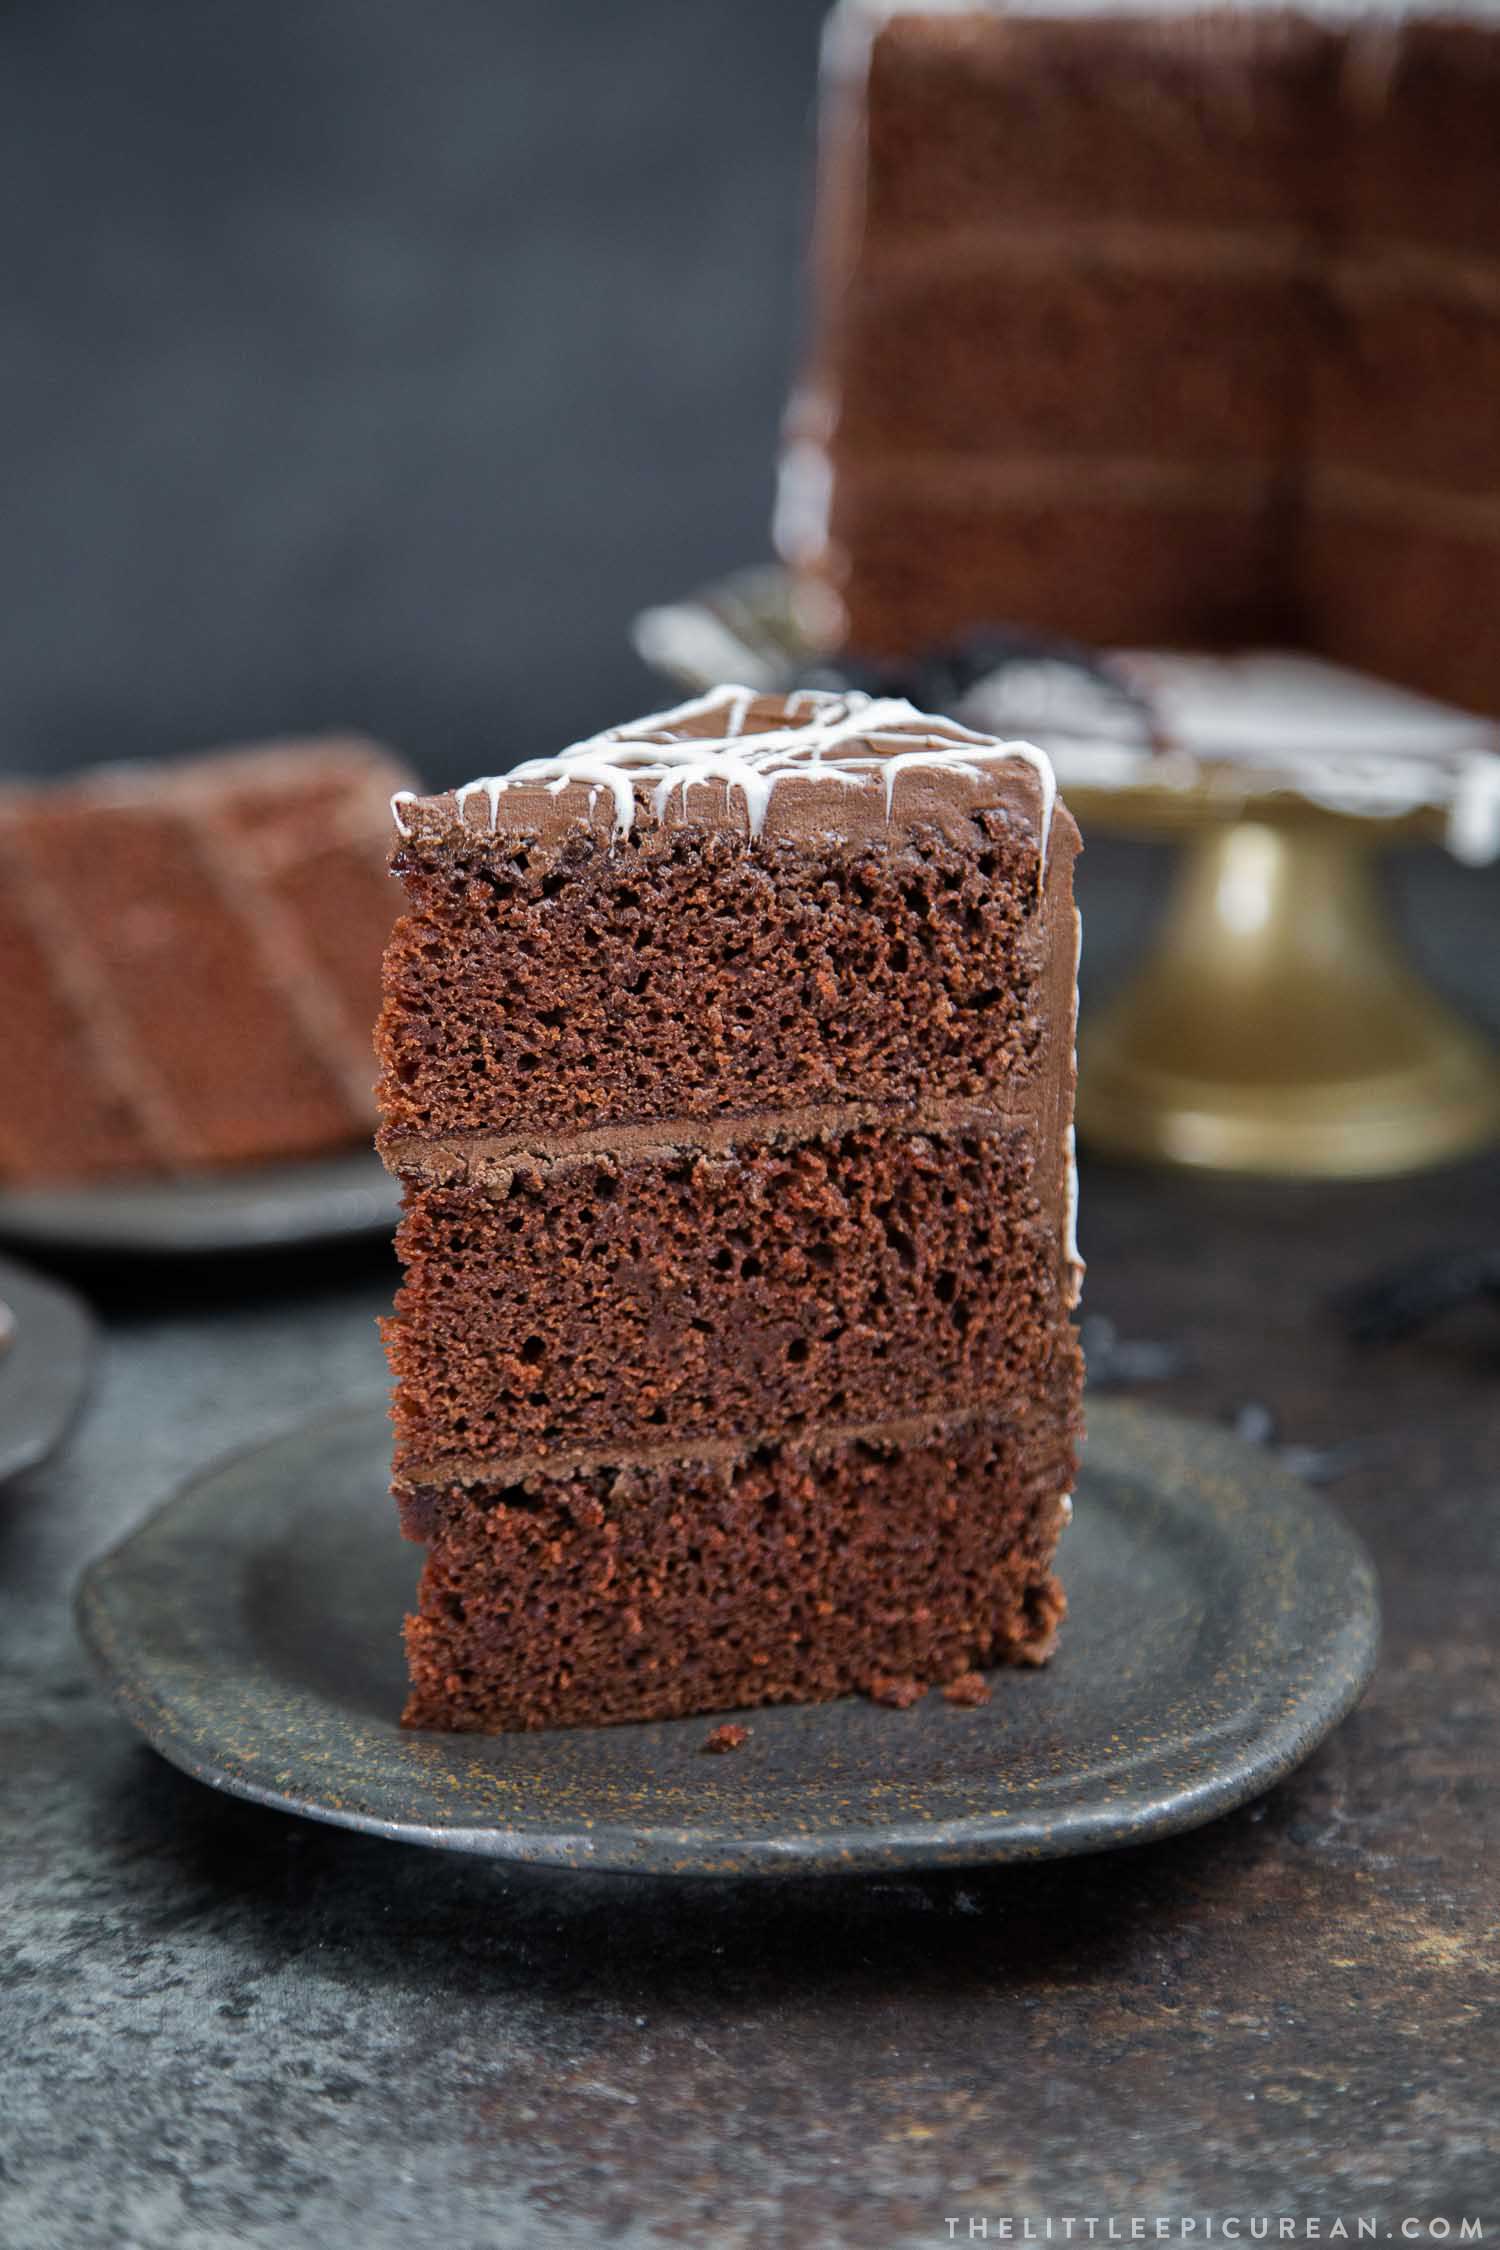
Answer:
xmin=390 ymin=685 xmax=1060 ymax=877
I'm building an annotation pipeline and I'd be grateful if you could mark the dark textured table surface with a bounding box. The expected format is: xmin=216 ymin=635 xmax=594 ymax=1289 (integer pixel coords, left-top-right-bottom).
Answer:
xmin=3 ymin=843 xmax=1498 ymax=2248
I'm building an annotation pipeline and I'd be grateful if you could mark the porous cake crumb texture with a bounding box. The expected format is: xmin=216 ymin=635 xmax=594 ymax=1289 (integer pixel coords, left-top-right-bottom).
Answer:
xmin=380 ymin=689 xmax=1082 ymax=1731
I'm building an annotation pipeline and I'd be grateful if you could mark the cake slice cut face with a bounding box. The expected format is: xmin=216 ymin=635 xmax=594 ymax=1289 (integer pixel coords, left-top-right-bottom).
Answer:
xmin=378 ymin=687 xmax=1083 ymax=1731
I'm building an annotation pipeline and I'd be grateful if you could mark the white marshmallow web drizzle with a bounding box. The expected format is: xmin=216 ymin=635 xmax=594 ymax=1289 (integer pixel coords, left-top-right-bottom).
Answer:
xmin=393 ymin=685 xmax=1059 ymax=885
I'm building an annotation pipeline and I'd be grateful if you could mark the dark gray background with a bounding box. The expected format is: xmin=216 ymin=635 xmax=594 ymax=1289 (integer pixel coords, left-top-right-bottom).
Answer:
xmin=0 ymin=0 xmax=826 ymax=788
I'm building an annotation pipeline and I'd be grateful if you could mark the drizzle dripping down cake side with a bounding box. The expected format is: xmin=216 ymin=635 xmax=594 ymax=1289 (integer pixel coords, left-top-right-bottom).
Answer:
xmin=378 ymin=687 xmax=1083 ymax=1731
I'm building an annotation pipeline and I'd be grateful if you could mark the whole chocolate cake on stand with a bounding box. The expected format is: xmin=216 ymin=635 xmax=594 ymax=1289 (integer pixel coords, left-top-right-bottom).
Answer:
xmin=639 ymin=0 xmax=1500 ymax=1179
xmin=377 ymin=687 xmax=1083 ymax=1732
xmin=786 ymin=0 xmax=1500 ymax=713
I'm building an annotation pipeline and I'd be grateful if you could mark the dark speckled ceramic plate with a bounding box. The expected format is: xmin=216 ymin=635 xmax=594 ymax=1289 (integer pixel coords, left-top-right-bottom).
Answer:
xmin=75 ymin=1397 xmax=1378 ymax=1877
xmin=0 ymin=1150 xmax=400 ymax=1258
xmin=0 ymin=1255 xmax=94 ymax=1486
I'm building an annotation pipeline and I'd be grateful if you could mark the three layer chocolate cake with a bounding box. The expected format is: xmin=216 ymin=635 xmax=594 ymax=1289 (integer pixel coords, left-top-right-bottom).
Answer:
xmin=378 ymin=687 xmax=1083 ymax=1732
xmin=782 ymin=0 xmax=1500 ymax=715
xmin=0 ymin=736 xmax=412 ymax=1184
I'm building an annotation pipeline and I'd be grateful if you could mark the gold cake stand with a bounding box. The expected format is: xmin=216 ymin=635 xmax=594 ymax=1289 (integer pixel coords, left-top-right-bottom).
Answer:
xmin=633 ymin=567 xmax=1500 ymax=1180
xmin=1063 ymin=786 xmax=1500 ymax=1178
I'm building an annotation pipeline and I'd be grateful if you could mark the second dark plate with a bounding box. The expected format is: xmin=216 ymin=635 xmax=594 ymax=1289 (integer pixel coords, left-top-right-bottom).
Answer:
xmin=0 ymin=1254 xmax=94 ymax=1486
xmin=0 ymin=1149 xmax=401 ymax=1259
xmin=76 ymin=1398 xmax=1379 ymax=1876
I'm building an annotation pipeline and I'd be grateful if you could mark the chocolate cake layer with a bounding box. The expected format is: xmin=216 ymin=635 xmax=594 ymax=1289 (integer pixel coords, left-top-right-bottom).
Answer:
xmin=825 ymin=477 xmax=1295 ymax=658
xmin=0 ymin=879 xmax=161 ymax=1180
xmin=215 ymin=750 xmax=415 ymax=1088
xmin=834 ymin=260 xmax=1306 ymax=467
xmin=379 ymin=784 xmax=1057 ymax=1147
xmin=1314 ymin=268 xmax=1500 ymax=496
xmin=854 ymin=12 xmax=1335 ymax=240
xmin=13 ymin=798 xmax=356 ymax=1167
xmin=401 ymin=1401 xmax=1072 ymax=1732
xmin=1338 ymin=18 xmax=1500 ymax=258
xmin=1303 ymin=509 xmax=1500 ymax=720
xmin=789 ymin=1 xmax=1500 ymax=715
xmin=386 ymin=1116 xmax=1069 ymax=1469
xmin=381 ymin=688 xmax=1082 ymax=1732
xmin=0 ymin=737 xmax=413 ymax=1183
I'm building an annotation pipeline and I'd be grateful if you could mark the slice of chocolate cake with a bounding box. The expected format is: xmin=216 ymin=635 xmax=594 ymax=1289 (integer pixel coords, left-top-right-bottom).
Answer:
xmin=0 ymin=736 xmax=413 ymax=1185
xmin=378 ymin=687 xmax=1083 ymax=1732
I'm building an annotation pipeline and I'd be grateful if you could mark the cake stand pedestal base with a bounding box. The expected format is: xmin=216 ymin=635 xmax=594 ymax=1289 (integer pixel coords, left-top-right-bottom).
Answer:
xmin=1076 ymin=819 xmax=1500 ymax=1178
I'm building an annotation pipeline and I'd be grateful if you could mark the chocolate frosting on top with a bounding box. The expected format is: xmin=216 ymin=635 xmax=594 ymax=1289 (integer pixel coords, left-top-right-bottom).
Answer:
xmin=393 ymin=685 xmax=1065 ymax=878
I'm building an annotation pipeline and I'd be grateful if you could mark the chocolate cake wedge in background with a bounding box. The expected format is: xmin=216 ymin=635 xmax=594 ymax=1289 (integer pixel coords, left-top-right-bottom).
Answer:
xmin=0 ymin=736 xmax=413 ymax=1185
xmin=378 ymin=687 xmax=1084 ymax=1732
